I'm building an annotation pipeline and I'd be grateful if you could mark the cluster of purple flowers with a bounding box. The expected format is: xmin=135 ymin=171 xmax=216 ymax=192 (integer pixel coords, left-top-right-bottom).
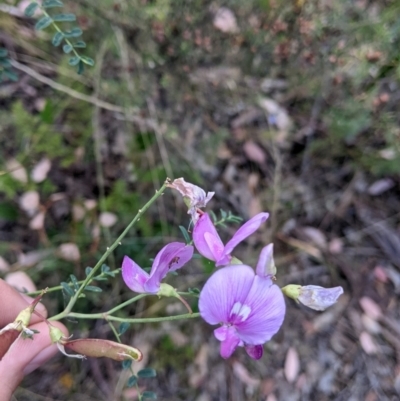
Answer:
xmin=122 ymin=179 xmax=343 ymax=360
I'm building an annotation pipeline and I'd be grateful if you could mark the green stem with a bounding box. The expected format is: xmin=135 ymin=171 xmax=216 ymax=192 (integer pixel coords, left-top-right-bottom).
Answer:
xmin=26 ymin=269 xmax=121 ymax=296
xmin=51 ymin=181 xmax=168 ymax=321
xmin=106 ymin=294 xmax=147 ymax=315
xmin=107 ymin=321 xmax=121 ymax=343
xmin=40 ymin=7 xmax=81 ymax=60
xmin=50 ymin=312 xmax=200 ymax=323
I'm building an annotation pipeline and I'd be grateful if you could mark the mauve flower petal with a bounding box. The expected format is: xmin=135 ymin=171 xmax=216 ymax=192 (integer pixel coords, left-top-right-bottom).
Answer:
xmin=222 ymin=213 xmax=269 ymax=258
xmin=122 ymin=256 xmax=148 ymax=293
xmin=217 ymin=326 xmax=241 ymax=359
xmin=199 ymin=265 xmax=255 ymax=325
xmin=193 ymin=213 xmax=224 ymax=261
xmin=145 ymin=242 xmax=193 ymax=293
xmin=236 ymin=276 xmax=285 ymax=344
xmin=298 ymin=285 xmax=343 ymax=311
xmin=245 ymin=344 xmax=263 ymax=360
xmin=256 ymin=243 xmax=276 ymax=278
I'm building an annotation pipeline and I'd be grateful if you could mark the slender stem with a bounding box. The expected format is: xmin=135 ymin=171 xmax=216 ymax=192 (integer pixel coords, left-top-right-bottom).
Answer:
xmin=51 ymin=181 xmax=168 ymax=321
xmin=105 ymin=294 xmax=147 ymax=315
xmin=107 ymin=321 xmax=121 ymax=343
xmin=40 ymin=7 xmax=82 ymax=60
xmin=26 ymin=269 xmax=121 ymax=296
xmin=177 ymin=291 xmax=200 ymax=298
xmin=50 ymin=312 xmax=200 ymax=323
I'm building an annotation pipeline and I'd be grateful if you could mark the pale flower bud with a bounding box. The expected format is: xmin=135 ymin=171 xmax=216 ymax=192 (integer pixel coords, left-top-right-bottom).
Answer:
xmin=167 ymin=178 xmax=214 ymax=223
xmin=282 ymin=284 xmax=343 ymax=311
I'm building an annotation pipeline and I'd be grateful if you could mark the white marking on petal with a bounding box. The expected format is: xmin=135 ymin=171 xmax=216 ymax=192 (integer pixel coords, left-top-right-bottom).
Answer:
xmin=230 ymin=302 xmax=251 ymax=322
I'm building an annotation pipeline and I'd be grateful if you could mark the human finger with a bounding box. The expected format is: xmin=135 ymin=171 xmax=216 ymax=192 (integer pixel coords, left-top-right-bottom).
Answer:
xmin=0 ymin=321 xmax=68 ymax=399
xmin=0 ymin=279 xmax=47 ymax=328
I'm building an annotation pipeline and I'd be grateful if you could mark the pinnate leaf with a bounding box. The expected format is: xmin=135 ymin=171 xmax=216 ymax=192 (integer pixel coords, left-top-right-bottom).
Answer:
xmin=63 ymin=44 xmax=73 ymax=53
xmin=53 ymin=13 xmax=76 ymax=22
xmin=24 ymin=2 xmax=39 ymax=17
xmin=42 ymin=0 xmax=64 ymax=8
xmin=137 ymin=368 xmax=157 ymax=378
xmin=35 ymin=16 xmax=53 ymax=30
xmin=80 ymin=56 xmax=94 ymax=66
xmin=52 ymin=32 xmax=64 ymax=46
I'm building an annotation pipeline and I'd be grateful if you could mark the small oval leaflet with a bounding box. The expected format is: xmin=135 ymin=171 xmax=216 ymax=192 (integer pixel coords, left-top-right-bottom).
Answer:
xmin=63 ymin=44 xmax=73 ymax=53
xmin=137 ymin=368 xmax=157 ymax=378
xmin=61 ymin=282 xmax=74 ymax=296
xmin=53 ymin=13 xmax=76 ymax=22
xmin=68 ymin=57 xmax=80 ymax=66
xmin=35 ymin=16 xmax=53 ymax=31
xmin=52 ymin=32 xmax=64 ymax=47
xmin=85 ymin=285 xmax=102 ymax=292
xmin=122 ymin=359 xmax=132 ymax=369
xmin=24 ymin=2 xmax=39 ymax=17
xmin=142 ymin=391 xmax=157 ymax=400
xmin=42 ymin=0 xmax=64 ymax=8
xmin=127 ymin=375 xmax=137 ymax=388
xmin=119 ymin=322 xmax=130 ymax=335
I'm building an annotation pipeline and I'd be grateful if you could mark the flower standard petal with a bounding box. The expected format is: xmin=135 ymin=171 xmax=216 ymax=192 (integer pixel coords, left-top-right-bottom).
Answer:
xmin=199 ymin=265 xmax=255 ymax=325
xmin=220 ymin=213 xmax=269 ymax=264
xmin=145 ymin=242 xmax=193 ymax=293
xmin=122 ymin=256 xmax=149 ymax=293
xmin=256 ymin=244 xmax=276 ymax=278
xmin=193 ymin=213 xmax=225 ymax=262
xmin=236 ymin=276 xmax=285 ymax=344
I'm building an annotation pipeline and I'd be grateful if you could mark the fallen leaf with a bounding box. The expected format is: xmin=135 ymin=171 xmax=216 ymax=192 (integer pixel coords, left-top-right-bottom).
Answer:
xmin=6 ymin=158 xmax=28 ymax=184
xmin=31 ymin=158 xmax=51 ymax=183
xmin=328 ymin=238 xmax=343 ymax=254
xmin=72 ymin=204 xmax=85 ymax=222
xmin=359 ymin=331 xmax=378 ymax=354
xmin=213 ymin=7 xmax=239 ymax=33
xmin=19 ymin=191 xmax=40 ymax=216
xmin=84 ymin=199 xmax=97 ymax=211
xmin=243 ymin=141 xmax=267 ymax=165
xmin=232 ymin=361 xmax=260 ymax=388
xmin=58 ymin=243 xmax=80 ymax=262
xmin=301 ymin=227 xmax=327 ymax=250
xmin=29 ymin=211 xmax=45 ymax=230
xmin=361 ymin=314 xmax=381 ymax=334
xmin=5 ymin=271 xmax=36 ymax=292
xmin=367 ymin=178 xmax=395 ymax=196
xmin=259 ymin=97 xmax=292 ymax=144
xmin=17 ymin=249 xmax=53 ymax=268
xmin=99 ymin=212 xmax=118 ymax=228
xmin=284 ymin=347 xmax=300 ymax=383
xmin=359 ymin=297 xmax=382 ymax=321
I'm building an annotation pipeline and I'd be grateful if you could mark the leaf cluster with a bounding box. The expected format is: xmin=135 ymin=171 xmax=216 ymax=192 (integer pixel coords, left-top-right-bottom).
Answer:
xmin=0 ymin=48 xmax=17 ymax=82
xmin=24 ymin=0 xmax=94 ymax=74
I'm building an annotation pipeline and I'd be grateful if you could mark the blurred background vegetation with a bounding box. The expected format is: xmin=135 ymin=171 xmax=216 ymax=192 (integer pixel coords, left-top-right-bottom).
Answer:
xmin=1 ymin=0 xmax=400 ymax=400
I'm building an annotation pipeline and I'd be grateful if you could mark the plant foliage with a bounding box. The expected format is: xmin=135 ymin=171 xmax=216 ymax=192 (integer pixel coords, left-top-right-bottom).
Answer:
xmin=24 ymin=1 xmax=94 ymax=74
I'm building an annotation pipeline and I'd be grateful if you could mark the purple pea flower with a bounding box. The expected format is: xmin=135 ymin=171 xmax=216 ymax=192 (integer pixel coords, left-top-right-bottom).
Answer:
xmin=193 ymin=212 xmax=269 ymax=266
xmin=199 ymin=258 xmax=285 ymax=360
xmin=122 ymin=242 xmax=194 ymax=294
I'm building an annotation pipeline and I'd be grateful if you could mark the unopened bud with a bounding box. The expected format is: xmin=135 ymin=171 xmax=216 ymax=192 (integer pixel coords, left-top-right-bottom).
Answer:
xmin=49 ymin=325 xmax=65 ymax=343
xmin=281 ymin=284 xmax=302 ymax=300
xmin=62 ymin=339 xmax=142 ymax=361
xmin=157 ymin=283 xmax=192 ymax=314
xmin=282 ymin=284 xmax=343 ymax=311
